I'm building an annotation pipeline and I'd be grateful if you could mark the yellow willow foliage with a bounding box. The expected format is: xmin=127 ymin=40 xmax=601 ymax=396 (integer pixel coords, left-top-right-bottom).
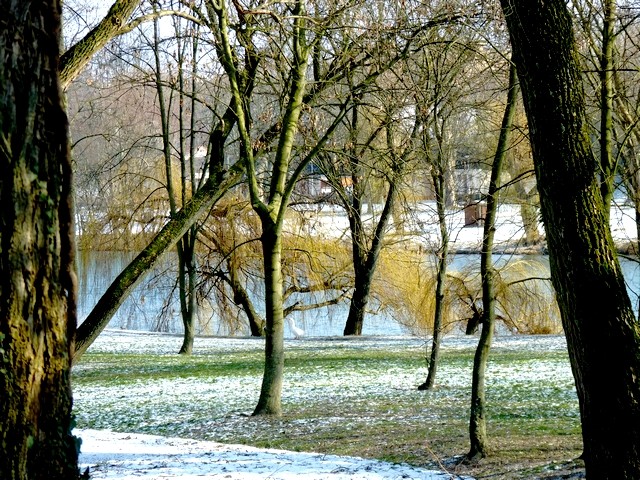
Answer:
xmin=371 ymin=248 xmax=451 ymax=336
xmin=446 ymin=257 xmax=563 ymax=335
xmin=371 ymin=248 xmax=562 ymax=336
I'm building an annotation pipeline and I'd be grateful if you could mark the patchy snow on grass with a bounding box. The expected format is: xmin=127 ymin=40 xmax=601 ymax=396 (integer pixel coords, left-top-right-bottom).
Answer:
xmin=73 ymin=330 xmax=578 ymax=479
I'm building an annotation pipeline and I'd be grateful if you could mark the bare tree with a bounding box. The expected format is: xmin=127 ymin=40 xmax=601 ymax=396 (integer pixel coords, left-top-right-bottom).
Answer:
xmin=467 ymin=62 xmax=519 ymax=460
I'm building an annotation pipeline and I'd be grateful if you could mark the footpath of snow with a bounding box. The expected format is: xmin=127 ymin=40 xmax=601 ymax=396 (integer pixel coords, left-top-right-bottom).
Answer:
xmin=77 ymin=428 xmax=470 ymax=479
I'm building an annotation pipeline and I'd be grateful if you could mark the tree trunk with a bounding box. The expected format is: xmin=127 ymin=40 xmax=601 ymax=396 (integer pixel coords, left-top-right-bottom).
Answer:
xmin=636 ymin=202 xmax=640 ymax=256
xmin=612 ymin=77 xmax=640 ymax=255
xmin=252 ymin=223 xmax=285 ymax=416
xmin=501 ymin=2 xmax=640 ymax=476
xmin=0 ymin=2 xmax=80 ymax=478
xmin=227 ymin=250 xmax=265 ymax=336
xmin=178 ymin=230 xmax=197 ymax=354
xmin=467 ymin=62 xmax=518 ymax=461
xmin=59 ymin=0 xmax=141 ymax=89
xmin=519 ymin=201 xmax=542 ymax=246
xmin=598 ymin=0 xmax=616 ymax=218
xmin=343 ymin=176 xmax=398 ymax=336
xmin=343 ymin=268 xmax=372 ymax=336
xmin=419 ymin=165 xmax=449 ymax=391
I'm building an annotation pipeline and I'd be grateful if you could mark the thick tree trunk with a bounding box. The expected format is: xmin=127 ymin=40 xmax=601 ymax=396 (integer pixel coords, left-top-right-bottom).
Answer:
xmin=252 ymin=224 xmax=285 ymax=416
xmin=0 ymin=2 xmax=79 ymax=478
xmin=467 ymin=63 xmax=518 ymax=461
xmin=501 ymin=2 xmax=640 ymax=476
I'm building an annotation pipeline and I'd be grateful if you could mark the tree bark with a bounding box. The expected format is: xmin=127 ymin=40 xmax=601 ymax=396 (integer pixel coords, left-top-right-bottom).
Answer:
xmin=0 ymin=2 xmax=80 ymax=478
xmin=467 ymin=62 xmax=518 ymax=461
xmin=598 ymin=0 xmax=616 ymax=217
xmin=343 ymin=180 xmax=397 ymax=336
xmin=177 ymin=231 xmax=197 ymax=354
xmin=229 ymin=264 xmax=265 ymax=337
xmin=419 ymin=149 xmax=449 ymax=391
xmin=501 ymin=1 xmax=640 ymax=476
xmin=60 ymin=0 xmax=141 ymax=89
xmin=418 ymin=84 xmax=454 ymax=391
xmin=252 ymin=224 xmax=285 ymax=416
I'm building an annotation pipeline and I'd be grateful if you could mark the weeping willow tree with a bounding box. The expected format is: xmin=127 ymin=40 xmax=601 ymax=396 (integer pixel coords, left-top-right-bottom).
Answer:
xmin=446 ymin=258 xmax=562 ymax=336
xmin=374 ymin=248 xmax=454 ymax=336
xmin=365 ymin=247 xmax=561 ymax=341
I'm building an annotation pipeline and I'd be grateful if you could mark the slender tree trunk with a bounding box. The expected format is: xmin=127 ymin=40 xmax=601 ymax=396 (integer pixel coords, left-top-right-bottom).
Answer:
xmin=467 ymin=62 xmax=518 ymax=461
xmin=513 ymin=180 xmax=541 ymax=246
xmin=0 ymin=2 xmax=80 ymax=478
xmin=419 ymin=168 xmax=449 ymax=391
xmin=227 ymin=250 xmax=265 ymax=336
xmin=252 ymin=223 xmax=285 ymax=416
xmin=178 ymin=231 xmax=197 ymax=354
xmin=612 ymin=75 xmax=640 ymax=255
xmin=501 ymin=2 xmax=640 ymax=476
xmin=636 ymin=202 xmax=640 ymax=256
xmin=599 ymin=0 xmax=616 ymax=218
xmin=177 ymin=31 xmax=200 ymax=354
xmin=519 ymin=201 xmax=542 ymax=246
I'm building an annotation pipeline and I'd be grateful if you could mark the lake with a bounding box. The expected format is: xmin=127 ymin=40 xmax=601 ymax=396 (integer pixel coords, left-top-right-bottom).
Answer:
xmin=77 ymin=251 xmax=640 ymax=338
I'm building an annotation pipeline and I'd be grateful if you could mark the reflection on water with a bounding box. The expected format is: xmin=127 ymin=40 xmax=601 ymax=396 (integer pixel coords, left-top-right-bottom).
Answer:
xmin=77 ymin=251 xmax=640 ymax=338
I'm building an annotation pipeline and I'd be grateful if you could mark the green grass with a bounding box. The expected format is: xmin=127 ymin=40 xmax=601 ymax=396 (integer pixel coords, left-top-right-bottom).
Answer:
xmin=72 ymin=336 xmax=583 ymax=479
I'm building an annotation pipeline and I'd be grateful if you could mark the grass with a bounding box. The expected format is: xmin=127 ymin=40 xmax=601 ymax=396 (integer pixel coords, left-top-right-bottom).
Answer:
xmin=72 ymin=332 xmax=584 ymax=479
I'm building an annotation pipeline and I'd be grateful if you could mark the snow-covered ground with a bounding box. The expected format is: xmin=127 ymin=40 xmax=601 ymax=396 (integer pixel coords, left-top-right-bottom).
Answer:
xmin=77 ymin=428 xmax=467 ymax=479
xmin=291 ymin=200 xmax=638 ymax=251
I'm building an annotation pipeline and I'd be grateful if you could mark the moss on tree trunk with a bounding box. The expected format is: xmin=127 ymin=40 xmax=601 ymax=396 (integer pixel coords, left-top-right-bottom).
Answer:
xmin=501 ymin=1 xmax=640 ymax=476
xmin=0 ymin=2 xmax=79 ymax=477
